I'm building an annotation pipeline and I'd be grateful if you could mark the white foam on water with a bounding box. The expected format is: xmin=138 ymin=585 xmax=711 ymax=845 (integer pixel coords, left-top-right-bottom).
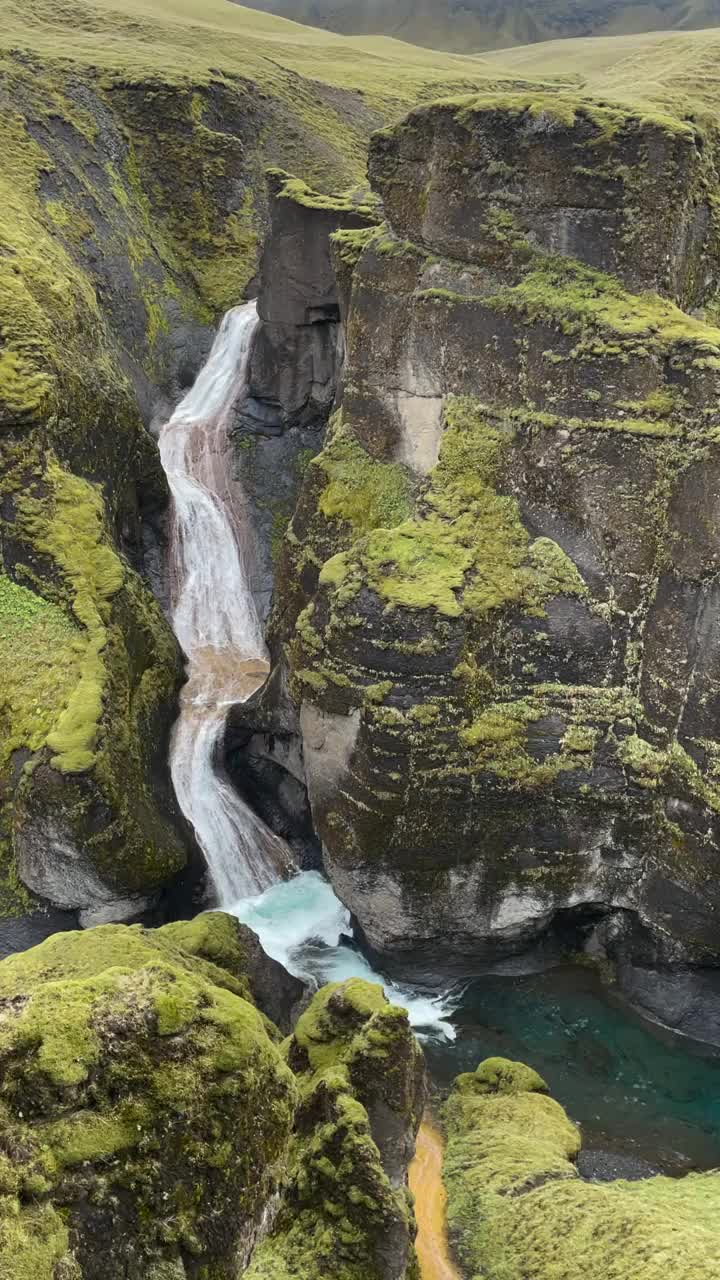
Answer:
xmin=229 ymin=871 xmax=458 ymax=1041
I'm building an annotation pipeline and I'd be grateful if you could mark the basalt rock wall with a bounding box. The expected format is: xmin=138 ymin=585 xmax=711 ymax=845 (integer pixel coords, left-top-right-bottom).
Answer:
xmin=230 ymin=171 xmax=379 ymax=621
xmin=274 ymin=93 xmax=720 ymax=1015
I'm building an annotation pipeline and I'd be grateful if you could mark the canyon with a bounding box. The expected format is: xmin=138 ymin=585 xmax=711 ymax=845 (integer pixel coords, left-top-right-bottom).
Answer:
xmin=3 ymin=0 xmax=720 ymax=1276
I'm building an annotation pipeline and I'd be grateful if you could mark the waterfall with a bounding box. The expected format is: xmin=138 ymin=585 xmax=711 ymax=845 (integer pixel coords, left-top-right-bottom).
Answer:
xmin=158 ymin=303 xmax=456 ymax=1040
xmin=159 ymin=303 xmax=293 ymax=904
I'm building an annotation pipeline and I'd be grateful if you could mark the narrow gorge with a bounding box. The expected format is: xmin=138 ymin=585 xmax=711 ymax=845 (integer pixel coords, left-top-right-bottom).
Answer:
xmin=4 ymin=1 xmax=720 ymax=1276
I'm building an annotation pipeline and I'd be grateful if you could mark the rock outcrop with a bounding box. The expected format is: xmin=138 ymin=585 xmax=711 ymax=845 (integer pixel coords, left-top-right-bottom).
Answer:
xmin=442 ymin=1055 xmax=720 ymax=1278
xmin=275 ymin=93 xmax=720 ymax=1015
xmin=0 ymin=917 xmax=423 ymax=1280
xmin=230 ymin=170 xmax=379 ymax=621
xmin=246 ymin=977 xmax=425 ymax=1280
xmin=225 ymin=174 xmax=378 ymax=858
xmin=0 ymin=912 xmax=298 ymax=1279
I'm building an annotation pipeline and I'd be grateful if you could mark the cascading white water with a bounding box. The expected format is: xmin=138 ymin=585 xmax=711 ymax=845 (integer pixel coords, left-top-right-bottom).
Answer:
xmin=159 ymin=303 xmax=456 ymax=1039
xmin=159 ymin=303 xmax=293 ymax=903
xmin=229 ymin=871 xmax=458 ymax=1039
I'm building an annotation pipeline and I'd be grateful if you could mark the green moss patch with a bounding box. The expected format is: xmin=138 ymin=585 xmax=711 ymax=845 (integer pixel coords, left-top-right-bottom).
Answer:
xmin=449 ymin=90 xmax=697 ymax=139
xmin=316 ymin=413 xmax=414 ymax=536
xmin=316 ymin=395 xmax=585 ymax=621
xmin=443 ymin=1055 xmax=720 ymax=1280
xmin=486 ymin=255 xmax=720 ymax=364
xmin=0 ymin=576 xmax=82 ymax=773
xmin=16 ymin=457 xmax=124 ymax=774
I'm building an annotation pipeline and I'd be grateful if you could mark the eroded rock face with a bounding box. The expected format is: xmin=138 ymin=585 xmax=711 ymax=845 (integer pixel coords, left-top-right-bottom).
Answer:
xmin=238 ymin=169 xmax=379 ymax=439
xmin=370 ymin=94 xmax=718 ymax=305
xmin=230 ymin=171 xmax=379 ymax=621
xmin=274 ymin=94 xmax=720 ymax=1004
xmin=246 ymin=977 xmax=425 ymax=1280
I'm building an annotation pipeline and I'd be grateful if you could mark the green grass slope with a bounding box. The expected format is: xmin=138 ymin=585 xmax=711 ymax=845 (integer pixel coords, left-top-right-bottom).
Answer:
xmin=233 ymin=0 xmax=720 ymax=54
xmin=0 ymin=0 xmax=493 ymax=97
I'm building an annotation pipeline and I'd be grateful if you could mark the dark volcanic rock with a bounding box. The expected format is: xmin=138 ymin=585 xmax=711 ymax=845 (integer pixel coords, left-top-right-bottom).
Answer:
xmin=237 ymin=168 xmax=378 ymax=438
xmin=268 ymin=91 xmax=720 ymax=1012
xmin=231 ymin=170 xmax=379 ymax=620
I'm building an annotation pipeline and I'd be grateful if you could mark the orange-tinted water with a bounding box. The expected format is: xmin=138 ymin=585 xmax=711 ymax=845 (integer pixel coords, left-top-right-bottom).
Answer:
xmin=409 ymin=1118 xmax=461 ymax=1280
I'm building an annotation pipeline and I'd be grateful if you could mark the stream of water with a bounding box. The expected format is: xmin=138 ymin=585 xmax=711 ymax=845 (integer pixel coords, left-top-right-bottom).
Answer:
xmin=159 ymin=304 xmax=293 ymax=901
xmin=158 ymin=303 xmax=720 ymax=1179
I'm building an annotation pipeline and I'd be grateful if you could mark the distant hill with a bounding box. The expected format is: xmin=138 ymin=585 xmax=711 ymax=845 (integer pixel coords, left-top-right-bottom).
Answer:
xmin=235 ymin=0 xmax=720 ymax=53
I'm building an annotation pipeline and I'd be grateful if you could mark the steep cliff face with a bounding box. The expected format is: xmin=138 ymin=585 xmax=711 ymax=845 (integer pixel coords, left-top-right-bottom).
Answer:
xmin=224 ymin=175 xmax=380 ymax=866
xmin=246 ymin=977 xmax=425 ymax=1280
xmin=442 ymin=1056 xmax=720 ymax=1278
xmin=231 ymin=170 xmax=379 ymax=621
xmin=277 ymin=93 xmax=720 ymax=1005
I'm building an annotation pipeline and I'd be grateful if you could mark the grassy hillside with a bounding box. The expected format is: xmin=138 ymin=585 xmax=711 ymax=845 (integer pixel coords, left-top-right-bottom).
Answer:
xmin=4 ymin=0 xmax=720 ymax=154
xmin=0 ymin=0 xmax=493 ymax=95
xmin=484 ymin=26 xmax=720 ymax=117
xmin=234 ymin=0 xmax=720 ymax=54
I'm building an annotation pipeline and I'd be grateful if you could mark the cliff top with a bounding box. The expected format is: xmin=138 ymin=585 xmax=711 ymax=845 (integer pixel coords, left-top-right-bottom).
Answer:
xmin=5 ymin=0 xmax=720 ymax=139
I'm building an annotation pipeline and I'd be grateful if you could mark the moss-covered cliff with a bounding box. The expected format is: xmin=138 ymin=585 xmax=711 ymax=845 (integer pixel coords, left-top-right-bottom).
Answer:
xmin=442 ymin=1055 xmax=720 ymax=1278
xmin=247 ymin=977 xmax=425 ymax=1280
xmin=274 ymin=91 xmax=720 ymax=1018
xmin=0 ymin=912 xmax=297 ymax=1279
xmin=0 ymin=916 xmax=423 ymax=1280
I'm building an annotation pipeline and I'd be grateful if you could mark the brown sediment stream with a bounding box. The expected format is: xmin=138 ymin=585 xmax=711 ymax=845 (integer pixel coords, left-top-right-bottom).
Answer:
xmin=409 ymin=1117 xmax=461 ymax=1280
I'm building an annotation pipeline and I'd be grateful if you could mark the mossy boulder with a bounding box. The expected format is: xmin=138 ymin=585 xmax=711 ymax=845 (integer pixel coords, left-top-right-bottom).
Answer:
xmin=443 ymin=1055 xmax=720 ymax=1279
xmin=0 ymin=913 xmax=298 ymax=1279
xmin=246 ymin=977 xmax=426 ymax=1280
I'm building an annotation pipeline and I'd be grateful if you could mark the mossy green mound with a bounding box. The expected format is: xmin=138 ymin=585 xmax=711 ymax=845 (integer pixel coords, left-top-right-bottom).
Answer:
xmin=320 ymin=396 xmax=585 ymax=620
xmin=443 ymin=1056 xmax=720 ymax=1279
xmin=246 ymin=978 xmax=425 ymax=1280
xmin=0 ymin=914 xmax=296 ymax=1279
